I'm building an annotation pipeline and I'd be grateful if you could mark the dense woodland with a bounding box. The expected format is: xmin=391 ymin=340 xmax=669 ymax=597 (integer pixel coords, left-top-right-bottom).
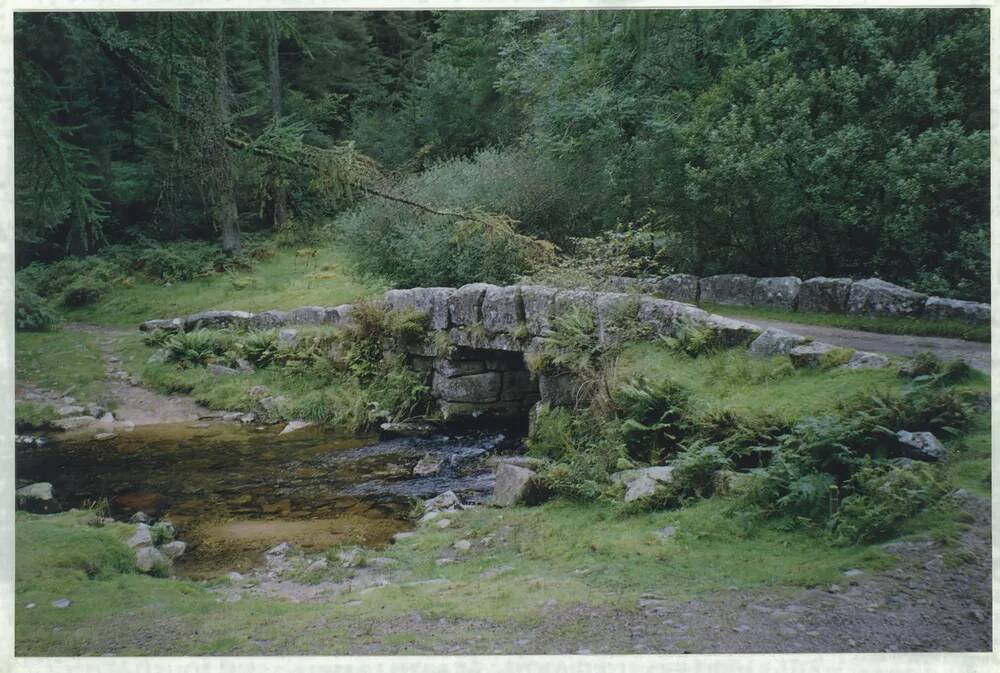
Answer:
xmin=15 ymin=10 xmax=989 ymax=300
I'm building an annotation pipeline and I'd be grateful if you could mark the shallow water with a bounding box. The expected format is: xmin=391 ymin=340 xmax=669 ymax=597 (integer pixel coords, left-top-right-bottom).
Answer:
xmin=16 ymin=422 xmax=521 ymax=577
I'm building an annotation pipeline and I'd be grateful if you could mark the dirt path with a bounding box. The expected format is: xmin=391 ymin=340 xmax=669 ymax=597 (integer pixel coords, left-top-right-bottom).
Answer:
xmin=728 ymin=316 xmax=991 ymax=372
xmin=61 ymin=323 xmax=210 ymax=425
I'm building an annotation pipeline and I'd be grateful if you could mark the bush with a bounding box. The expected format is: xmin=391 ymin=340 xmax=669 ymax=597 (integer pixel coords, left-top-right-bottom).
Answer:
xmin=16 ymin=240 xmax=257 ymax=309
xmin=527 ymin=404 xmax=631 ymax=499
xmin=15 ymin=285 xmax=59 ymax=331
xmin=334 ymin=147 xmax=574 ymax=288
xmin=659 ymin=323 xmax=719 ymax=358
xmin=164 ymin=329 xmax=234 ymax=367
xmin=611 ymin=376 xmax=690 ymax=463
xmin=239 ymin=329 xmax=281 ymax=368
xmin=830 ymin=460 xmax=946 ymax=544
xmin=623 ymin=444 xmax=732 ymax=513
xmin=527 ymin=405 xmax=579 ymax=462
xmin=529 ymin=306 xmax=600 ymax=377
xmin=61 ymin=279 xmax=104 ymax=307
xmin=537 ymin=462 xmax=603 ymax=502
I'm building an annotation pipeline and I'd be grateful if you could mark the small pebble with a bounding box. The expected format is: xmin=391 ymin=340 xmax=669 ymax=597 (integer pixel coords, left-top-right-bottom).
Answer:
xmin=435 ymin=518 xmax=451 ymax=529
xmin=51 ymin=598 xmax=71 ymax=609
xmin=25 ymin=603 xmax=35 ymax=609
xmin=454 ymin=539 xmax=471 ymax=551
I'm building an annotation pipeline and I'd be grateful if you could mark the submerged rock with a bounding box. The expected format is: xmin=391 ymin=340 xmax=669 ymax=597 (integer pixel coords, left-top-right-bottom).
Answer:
xmin=413 ymin=453 xmax=446 ymax=477
xmin=280 ymin=420 xmax=313 ymax=435
xmin=380 ymin=421 xmax=436 ymax=437
xmin=53 ymin=415 xmax=97 ymax=431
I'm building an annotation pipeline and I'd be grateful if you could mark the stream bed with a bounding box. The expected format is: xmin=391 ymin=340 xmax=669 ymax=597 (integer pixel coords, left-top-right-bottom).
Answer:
xmin=15 ymin=422 xmax=522 ymax=578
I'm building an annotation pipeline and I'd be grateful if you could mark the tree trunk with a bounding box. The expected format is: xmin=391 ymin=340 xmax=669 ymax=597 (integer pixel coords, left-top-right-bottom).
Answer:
xmin=213 ymin=13 xmax=241 ymax=254
xmin=266 ymin=16 xmax=288 ymax=229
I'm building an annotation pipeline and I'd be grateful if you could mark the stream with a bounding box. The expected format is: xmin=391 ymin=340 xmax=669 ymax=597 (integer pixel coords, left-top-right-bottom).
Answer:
xmin=15 ymin=422 xmax=523 ymax=578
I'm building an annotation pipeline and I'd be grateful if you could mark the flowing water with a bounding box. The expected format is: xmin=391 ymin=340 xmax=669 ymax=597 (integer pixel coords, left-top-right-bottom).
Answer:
xmin=15 ymin=422 xmax=522 ymax=578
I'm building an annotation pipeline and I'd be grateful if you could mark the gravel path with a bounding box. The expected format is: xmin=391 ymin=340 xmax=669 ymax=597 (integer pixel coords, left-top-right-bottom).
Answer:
xmin=728 ymin=316 xmax=992 ymax=372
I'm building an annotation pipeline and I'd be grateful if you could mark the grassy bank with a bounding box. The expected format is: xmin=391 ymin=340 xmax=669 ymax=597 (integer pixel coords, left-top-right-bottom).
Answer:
xmin=15 ymin=495 xmax=893 ymax=655
xmin=701 ymin=303 xmax=990 ymax=342
xmin=57 ymin=247 xmax=382 ymax=328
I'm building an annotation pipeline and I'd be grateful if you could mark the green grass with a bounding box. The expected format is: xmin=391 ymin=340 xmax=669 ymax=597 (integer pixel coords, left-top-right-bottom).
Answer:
xmin=701 ymin=302 xmax=990 ymax=342
xmin=15 ymin=401 xmax=59 ymax=431
xmin=15 ymin=330 xmax=106 ymax=399
xmin=14 ymin=410 xmax=990 ymax=655
xmin=59 ymin=247 xmax=383 ymax=327
xmin=14 ymin=496 xmax=892 ymax=655
xmin=616 ymin=342 xmax=908 ymax=424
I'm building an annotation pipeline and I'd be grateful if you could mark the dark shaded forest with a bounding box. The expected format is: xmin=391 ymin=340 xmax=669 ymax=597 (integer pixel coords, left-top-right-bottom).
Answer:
xmin=15 ymin=9 xmax=989 ymax=299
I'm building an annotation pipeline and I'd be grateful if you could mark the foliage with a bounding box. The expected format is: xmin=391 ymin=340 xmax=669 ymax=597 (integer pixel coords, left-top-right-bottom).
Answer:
xmin=14 ymin=10 xmax=989 ymax=301
xmin=15 ymin=402 xmax=59 ymax=431
xmin=529 ymin=306 xmax=600 ymax=377
xmin=611 ymin=376 xmax=690 ymax=463
xmin=623 ymin=444 xmax=731 ymax=513
xmin=529 ymin=217 xmax=678 ymax=283
xmin=15 ymin=284 xmax=59 ymax=332
xmin=164 ymin=329 xmax=235 ymax=367
xmin=829 ymin=459 xmax=947 ymax=544
xmin=659 ymin=323 xmax=720 ymax=358
xmin=334 ymin=148 xmax=562 ymax=288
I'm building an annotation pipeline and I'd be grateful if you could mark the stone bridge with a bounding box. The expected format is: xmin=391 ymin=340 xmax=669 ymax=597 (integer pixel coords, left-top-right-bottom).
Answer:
xmin=141 ymin=284 xmax=765 ymax=425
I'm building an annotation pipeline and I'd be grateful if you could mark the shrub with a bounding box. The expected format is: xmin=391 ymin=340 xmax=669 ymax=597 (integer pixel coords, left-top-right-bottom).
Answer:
xmin=830 ymin=460 xmax=946 ymax=544
xmin=334 ymin=148 xmax=570 ymax=288
xmin=668 ymin=444 xmax=731 ymax=499
xmin=527 ymin=404 xmax=631 ymax=498
xmin=530 ymin=306 xmax=600 ymax=377
xmin=623 ymin=444 xmax=732 ymax=512
xmin=15 ymin=285 xmax=59 ymax=331
xmin=536 ymin=462 xmax=603 ymax=502
xmin=164 ymin=329 xmax=234 ymax=367
xmin=611 ymin=376 xmax=690 ymax=463
xmin=686 ymin=406 xmax=787 ymax=468
xmin=15 ymin=402 xmax=58 ymax=431
xmin=659 ymin=323 xmax=719 ymax=358
xmin=141 ymin=328 xmax=173 ymax=348
xmin=61 ymin=279 xmax=104 ymax=307
xmin=527 ymin=404 xmax=579 ymax=462
xmin=239 ymin=329 xmax=281 ymax=368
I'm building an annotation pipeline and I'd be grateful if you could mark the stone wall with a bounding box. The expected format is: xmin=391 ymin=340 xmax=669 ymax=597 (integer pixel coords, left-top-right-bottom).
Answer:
xmin=139 ymin=284 xmax=764 ymax=423
xmin=600 ymin=274 xmax=989 ymax=325
xmin=137 ymin=276 xmax=972 ymax=426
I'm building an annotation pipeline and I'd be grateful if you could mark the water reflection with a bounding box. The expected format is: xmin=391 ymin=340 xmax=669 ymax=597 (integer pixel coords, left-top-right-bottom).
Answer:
xmin=15 ymin=422 xmax=521 ymax=577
